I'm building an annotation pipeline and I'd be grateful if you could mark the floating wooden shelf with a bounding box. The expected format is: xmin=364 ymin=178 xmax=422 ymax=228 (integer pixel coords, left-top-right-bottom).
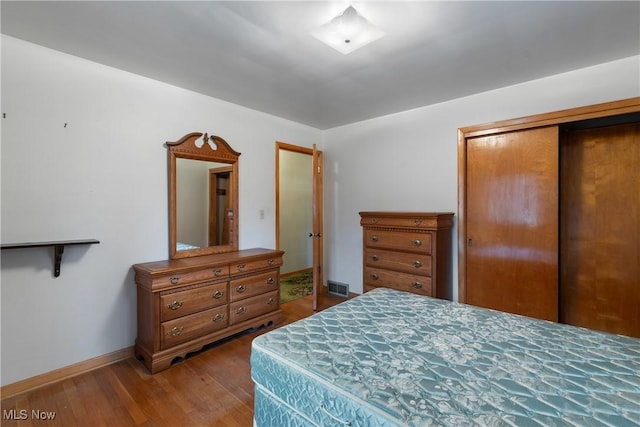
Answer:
xmin=1 ymin=239 xmax=100 ymax=277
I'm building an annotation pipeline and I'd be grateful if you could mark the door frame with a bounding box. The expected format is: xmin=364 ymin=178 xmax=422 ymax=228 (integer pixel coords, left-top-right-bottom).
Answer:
xmin=457 ymin=97 xmax=640 ymax=304
xmin=275 ymin=141 xmax=324 ymax=307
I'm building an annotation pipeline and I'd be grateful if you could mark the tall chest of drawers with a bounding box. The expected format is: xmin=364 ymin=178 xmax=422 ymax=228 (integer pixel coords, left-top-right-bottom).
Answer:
xmin=360 ymin=212 xmax=454 ymax=300
xmin=133 ymin=248 xmax=283 ymax=373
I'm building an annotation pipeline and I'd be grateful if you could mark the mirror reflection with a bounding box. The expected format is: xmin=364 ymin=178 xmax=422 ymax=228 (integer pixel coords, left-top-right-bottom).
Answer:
xmin=176 ymin=159 xmax=233 ymax=251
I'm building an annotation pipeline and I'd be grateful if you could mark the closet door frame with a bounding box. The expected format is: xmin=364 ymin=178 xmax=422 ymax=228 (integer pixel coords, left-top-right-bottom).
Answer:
xmin=458 ymin=97 xmax=640 ymax=304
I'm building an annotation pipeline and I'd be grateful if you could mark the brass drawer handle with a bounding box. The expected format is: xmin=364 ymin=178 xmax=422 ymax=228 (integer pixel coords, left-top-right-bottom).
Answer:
xmin=236 ymin=306 xmax=247 ymax=314
xmin=371 ymin=255 xmax=379 ymax=262
xmin=170 ymin=275 xmax=180 ymax=284
xmin=267 ymin=277 xmax=275 ymax=285
xmin=212 ymin=290 xmax=224 ymax=299
xmin=167 ymin=326 xmax=183 ymax=336
xmin=371 ymin=273 xmax=379 ymax=281
xmin=213 ymin=268 xmax=223 ymax=277
xmin=267 ymin=297 xmax=276 ymax=305
xmin=213 ymin=313 xmax=225 ymax=322
xmin=268 ymin=258 xmax=275 ymax=266
xmin=236 ymin=285 xmax=246 ymax=293
xmin=371 ymin=235 xmax=379 ymax=242
xmin=412 ymin=239 xmax=422 ymax=247
xmin=413 ymin=260 xmax=423 ymax=268
xmin=412 ymin=281 xmax=423 ymax=289
xmin=237 ymin=263 xmax=245 ymax=272
xmin=167 ymin=300 xmax=183 ymax=310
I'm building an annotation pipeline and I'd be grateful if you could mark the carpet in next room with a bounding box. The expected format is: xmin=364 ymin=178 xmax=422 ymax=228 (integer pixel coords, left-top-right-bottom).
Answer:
xmin=280 ymin=272 xmax=313 ymax=303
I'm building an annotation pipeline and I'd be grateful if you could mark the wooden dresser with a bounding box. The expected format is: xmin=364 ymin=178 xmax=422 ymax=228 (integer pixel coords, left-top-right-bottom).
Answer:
xmin=360 ymin=212 xmax=454 ymax=300
xmin=133 ymin=248 xmax=284 ymax=373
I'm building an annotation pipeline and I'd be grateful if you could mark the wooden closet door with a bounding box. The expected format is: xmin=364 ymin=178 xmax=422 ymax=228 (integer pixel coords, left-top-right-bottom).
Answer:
xmin=466 ymin=126 xmax=559 ymax=321
xmin=560 ymin=123 xmax=639 ymax=337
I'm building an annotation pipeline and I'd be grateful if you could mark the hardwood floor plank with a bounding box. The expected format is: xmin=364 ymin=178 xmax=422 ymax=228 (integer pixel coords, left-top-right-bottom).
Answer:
xmin=1 ymin=293 xmax=348 ymax=426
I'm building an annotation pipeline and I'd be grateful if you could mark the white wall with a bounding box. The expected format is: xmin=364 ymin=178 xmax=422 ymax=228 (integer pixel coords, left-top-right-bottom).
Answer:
xmin=0 ymin=35 xmax=322 ymax=386
xmin=323 ymin=55 xmax=640 ymax=298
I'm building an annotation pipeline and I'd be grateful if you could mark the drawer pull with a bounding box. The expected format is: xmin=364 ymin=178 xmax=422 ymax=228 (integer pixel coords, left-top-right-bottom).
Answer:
xmin=170 ymin=275 xmax=180 ymax=284
xmin=267 ymin=277 xmax=276 ymax=285
xmin=267 ymin=297 xmax=276 ymax=305
xmin=236 ymin=306 xmax=247 ymax=314
xmin=371 ymin=218 xmax=378 ymax=224
xmin=236 ymin=285 xmax=246 ymax=293
xmin=412 ymin=239 xmax=422 ymax=247
xmin=212 ymin=290 xmax=224 ymax=299
xmin=371 ymin=273 xmax=379 ymax=281
xmin=167 ymin=326 xmax=183 ymax=336
xmin=371 ymin=255 xmax=379 ymax=262
xmin=237 ymin=263 xmax=246 ymax=272
xmin=413 ymin=260 xmax=423 ymax=268
xmin=412 ymin=281 xmax=423 ymax=289
xmin=268 ymin=258 xmax=275 ymax=266
xmin=213 ymin=268 xmax=223 ymax=277
xmin=414 ymin=219 xmax=422 ymax=226
xmin=167 ymin=300 xmax=183 ymax=310
xmin=213 ymin=313 xmax=225 ymax=322
xmin=371 ymin=235 xmax=379 ymax=242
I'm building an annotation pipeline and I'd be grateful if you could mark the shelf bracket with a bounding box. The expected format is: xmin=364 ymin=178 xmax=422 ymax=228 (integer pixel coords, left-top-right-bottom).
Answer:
xmin=54 ymin=244 xmax=65 ymax=277
xmin=1 ymin=239 xmax=100 ymax=278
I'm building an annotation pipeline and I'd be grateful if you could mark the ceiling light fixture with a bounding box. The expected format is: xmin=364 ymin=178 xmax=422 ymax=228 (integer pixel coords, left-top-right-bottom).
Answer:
xmin=311 ymin=5 xmax=385 ymax=55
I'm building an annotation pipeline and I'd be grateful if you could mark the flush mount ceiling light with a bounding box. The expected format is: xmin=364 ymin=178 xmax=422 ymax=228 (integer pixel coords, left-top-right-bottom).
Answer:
xmin=311 ymin=5 xmax=385 ymax=55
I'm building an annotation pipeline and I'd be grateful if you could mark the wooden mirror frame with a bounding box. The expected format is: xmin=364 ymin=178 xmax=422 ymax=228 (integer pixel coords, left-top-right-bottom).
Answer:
xmin=167 ymin=132 xmax=240 ymax=259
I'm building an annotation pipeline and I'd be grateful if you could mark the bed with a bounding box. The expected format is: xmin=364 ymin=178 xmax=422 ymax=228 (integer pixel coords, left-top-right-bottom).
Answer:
xmin=251 ymin=287 xmax=640 ymax=426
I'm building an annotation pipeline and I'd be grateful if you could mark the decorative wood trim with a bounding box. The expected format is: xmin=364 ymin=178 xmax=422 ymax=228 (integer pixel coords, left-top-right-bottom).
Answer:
xmin=166 ymin=132 xmax=241 ymax=161
xmin=457 ymin=97 xmax=640 ymax=304
xmin=0 ymin=346 xmax=134 ymax=399
xmin=457 ymin=129 xmax=468 ymax=304
xmin=460 ymin=97 xmax=640 ymax=138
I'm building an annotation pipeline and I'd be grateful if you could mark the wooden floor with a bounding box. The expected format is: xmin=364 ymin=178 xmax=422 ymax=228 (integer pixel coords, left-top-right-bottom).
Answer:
xmin=1 ymin=293 xmax=348 ymax=427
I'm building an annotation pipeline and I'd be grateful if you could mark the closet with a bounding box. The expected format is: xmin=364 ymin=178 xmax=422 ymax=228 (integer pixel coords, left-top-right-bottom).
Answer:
xmin=458 ymin=98 xmax=640 ymax=338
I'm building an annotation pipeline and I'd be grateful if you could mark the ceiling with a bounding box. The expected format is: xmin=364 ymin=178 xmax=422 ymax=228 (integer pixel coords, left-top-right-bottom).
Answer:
xmin=2 ymin=1 xmax=639 ymax=130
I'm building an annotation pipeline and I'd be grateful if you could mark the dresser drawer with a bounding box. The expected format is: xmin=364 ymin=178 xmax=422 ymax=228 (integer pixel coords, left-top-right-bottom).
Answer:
xmin=230 ymin=257 xmax=282 ymax=276
xmin=364 ymin=267 xmax=432 ymax=296
xmin=160 ymin=281 xmax=228 ymax=321
xmin=364 ymin=229 xmax=432 ymax=253
xmin=364 ymin=247 xmax=432 ymax=276
xmin=154 ymin=266 xmax=229 ymax=288
xmin=230 ymin=270 xmax=279 ymax=301
xmin=161 ymin=306 xmax=228 ymax=349
xmin=361 ymin=215 xmax=436 ymax=229
xmin=229 ymin=291 xmax=279 ymax=325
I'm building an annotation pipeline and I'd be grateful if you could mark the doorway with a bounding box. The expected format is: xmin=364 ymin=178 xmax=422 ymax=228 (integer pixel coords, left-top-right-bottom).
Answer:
xmin=276 ymin=142 xmax=324 ymax=310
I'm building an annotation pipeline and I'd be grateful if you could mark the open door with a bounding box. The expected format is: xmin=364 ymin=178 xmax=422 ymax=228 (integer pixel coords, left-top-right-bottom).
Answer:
xmin=312 ymin=144 xmax=324 ymax=311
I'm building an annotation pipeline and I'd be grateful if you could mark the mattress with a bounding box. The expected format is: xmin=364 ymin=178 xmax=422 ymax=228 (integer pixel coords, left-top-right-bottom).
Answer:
xmin=251 ymin=288 xmax=640 ymax=427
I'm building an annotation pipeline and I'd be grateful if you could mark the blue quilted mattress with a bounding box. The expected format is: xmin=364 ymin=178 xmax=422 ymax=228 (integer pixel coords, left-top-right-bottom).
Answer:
xmin=251 ymin=288 xmax=640 ymax=426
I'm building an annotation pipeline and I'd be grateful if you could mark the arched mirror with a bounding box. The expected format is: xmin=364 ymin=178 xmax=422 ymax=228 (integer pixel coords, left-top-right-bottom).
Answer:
xmin=167 ymin=132 xmax=240 ymax=259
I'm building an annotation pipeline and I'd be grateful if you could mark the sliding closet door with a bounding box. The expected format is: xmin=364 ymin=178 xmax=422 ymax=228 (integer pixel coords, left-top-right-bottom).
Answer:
xmin=560 ymin=123 xmax=640 ymax=337
xmin=466 ymin=126 xmax=559 ymax=321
